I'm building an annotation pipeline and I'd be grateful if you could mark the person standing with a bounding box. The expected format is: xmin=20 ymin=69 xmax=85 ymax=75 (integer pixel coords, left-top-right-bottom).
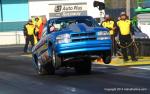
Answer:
xmin=34 ymin=17 xmax=41 ymax=33
xmin=116 ymin=13 xmax=137 ymax=62
xmin=101 ymin=14 xmax=117 ymax=56
xmin=24 ymin=19 xmax=35 ymax=53
xmin=34 ymin=17 xmax=41 ymax=42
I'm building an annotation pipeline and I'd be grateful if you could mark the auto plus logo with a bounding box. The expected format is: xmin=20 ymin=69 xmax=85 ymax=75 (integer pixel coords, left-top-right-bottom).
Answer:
xmin=54 ymin=5 xmax=62 ymax=12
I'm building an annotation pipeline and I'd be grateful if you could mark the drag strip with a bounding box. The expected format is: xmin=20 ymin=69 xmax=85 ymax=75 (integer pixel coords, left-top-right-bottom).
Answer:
xmin=0 ymin=45 xmax=149 ymax=94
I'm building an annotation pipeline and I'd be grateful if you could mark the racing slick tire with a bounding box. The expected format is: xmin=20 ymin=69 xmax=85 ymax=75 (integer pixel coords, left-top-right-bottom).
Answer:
xmin=36 ymin=57 xmax=55 ymax=75
xmin=45 ymin=62 xmax=55 ymax=75
xmin=102 ymin=50 xmax=112 ymax=64
xmin=74 ymin=59 xmax=92 ymax=74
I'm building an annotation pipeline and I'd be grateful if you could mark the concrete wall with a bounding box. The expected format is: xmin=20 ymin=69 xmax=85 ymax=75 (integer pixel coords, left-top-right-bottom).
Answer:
xmin=0 ymin=31 xmax=25 ymax=45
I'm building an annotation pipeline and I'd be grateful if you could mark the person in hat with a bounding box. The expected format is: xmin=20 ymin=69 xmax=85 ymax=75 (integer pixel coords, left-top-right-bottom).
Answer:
xmin=34 ymin=17 xmax=42 ymax=41
xmin=116 ymin=12 xmax=137 ymax=62
xmin=101 ymin=14 xmax=117 ymax=56
xmin=23 ymin=19 xmax=35 ymax=53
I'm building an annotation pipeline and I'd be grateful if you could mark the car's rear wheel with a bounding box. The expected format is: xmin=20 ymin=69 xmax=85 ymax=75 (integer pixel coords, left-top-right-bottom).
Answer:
xmin=102 ymin=50 xmax=112 ymax=64
xmin=74 ymin=59 xmax=92 ymax=74
xmin=37 ymin=59 xmax=47 ymax=75
xmin=45 ymin=62 xmax=55 ymax=75
xmin=37 ymin=58 xmax=55 ymax=75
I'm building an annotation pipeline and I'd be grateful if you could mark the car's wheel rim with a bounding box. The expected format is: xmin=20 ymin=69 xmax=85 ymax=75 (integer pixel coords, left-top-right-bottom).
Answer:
xmin=37 ymin=60 xmax=41 ymax=71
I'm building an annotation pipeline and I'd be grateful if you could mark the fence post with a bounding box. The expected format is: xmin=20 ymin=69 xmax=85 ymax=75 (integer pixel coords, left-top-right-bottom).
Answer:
xmin=15 ymin=31 xmax=17 ymax=44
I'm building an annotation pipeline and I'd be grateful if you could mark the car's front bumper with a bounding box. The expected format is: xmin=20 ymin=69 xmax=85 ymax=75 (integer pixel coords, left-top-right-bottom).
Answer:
xmin=55 ymin=40 xmax=112 ymax=55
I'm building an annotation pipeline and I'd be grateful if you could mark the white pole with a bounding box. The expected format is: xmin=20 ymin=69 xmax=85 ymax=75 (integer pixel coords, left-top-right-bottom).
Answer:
xmin=126 ymin=0 xmax=130 ymax=19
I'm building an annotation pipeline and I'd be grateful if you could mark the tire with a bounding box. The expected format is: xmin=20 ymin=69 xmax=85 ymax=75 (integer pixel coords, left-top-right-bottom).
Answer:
xmin=102 ymin=51 xmax=112 ymax=64
xmin=74 ymin=59 xmax=92 ymax=74
xmin=36 ymin=58 xmax=55 ymax=75
xmin=52 ymin=49 xmax=62 ymax=69
xmin=37 ymin=59 xmax=47 ymax=75
xmin=45 ymin=62 xmax=55 ymax=75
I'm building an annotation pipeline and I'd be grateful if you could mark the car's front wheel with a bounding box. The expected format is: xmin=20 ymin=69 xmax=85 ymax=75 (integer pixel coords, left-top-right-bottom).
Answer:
xmin=102 ymin=50 xmax=112 ymax=64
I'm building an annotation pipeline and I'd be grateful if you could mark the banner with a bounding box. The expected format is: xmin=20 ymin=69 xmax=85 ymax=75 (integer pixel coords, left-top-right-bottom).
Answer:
xmin=49 ymin=3 xmax=87 ymax=18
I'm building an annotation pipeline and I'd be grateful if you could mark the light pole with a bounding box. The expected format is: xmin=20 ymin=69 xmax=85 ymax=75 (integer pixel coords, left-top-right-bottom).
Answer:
xmin=126 ymin=0 xmax=130 ymax=19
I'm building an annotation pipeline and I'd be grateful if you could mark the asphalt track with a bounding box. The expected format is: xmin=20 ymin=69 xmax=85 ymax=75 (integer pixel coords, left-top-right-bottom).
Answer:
xmin=0 ymin=45 xmax=150 ymax=94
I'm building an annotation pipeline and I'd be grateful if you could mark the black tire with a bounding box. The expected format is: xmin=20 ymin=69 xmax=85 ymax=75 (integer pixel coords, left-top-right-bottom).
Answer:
xmin=102 ymin=51 xmax=112 ymax=64
xmin=74 ymin=59 xmax=92 ymax=74
xmin=52 ymin=49 xmax=62 ymax=69
xmin=45 ymin=62 xmax=55 ymax=75
xmin=36 ymin=58 xmax=55 ymax=75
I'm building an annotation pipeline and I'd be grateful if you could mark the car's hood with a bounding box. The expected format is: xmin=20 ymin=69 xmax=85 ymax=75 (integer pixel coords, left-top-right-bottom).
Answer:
xmin=67 ymin=23 xmax=108 ymax=33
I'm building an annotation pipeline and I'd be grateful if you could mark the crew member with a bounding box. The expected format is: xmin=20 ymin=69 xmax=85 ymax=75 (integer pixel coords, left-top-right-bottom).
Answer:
xmin=34 ymin=17 xmax=41 ymax=39
xmin=24 ymin=19 xmax=35 ymax=53
xmin=116 ymin=13 xmax=137 ymax=62
xmin=101 ymin=14 xmax=117 ymax=56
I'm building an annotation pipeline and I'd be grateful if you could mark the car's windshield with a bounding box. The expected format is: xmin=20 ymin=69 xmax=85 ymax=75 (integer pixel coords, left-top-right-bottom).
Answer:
xmin=51 ymin=16 xmax=99 ymax=31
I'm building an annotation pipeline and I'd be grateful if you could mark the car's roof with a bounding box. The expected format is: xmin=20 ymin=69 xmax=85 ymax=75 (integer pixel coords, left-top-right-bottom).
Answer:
xmin=48 ymin=16 xmax=93 ymax=21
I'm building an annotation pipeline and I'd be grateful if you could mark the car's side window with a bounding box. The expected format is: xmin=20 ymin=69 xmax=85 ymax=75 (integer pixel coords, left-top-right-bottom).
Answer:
xmin=48 ymin=20 xmax=56 ymax=33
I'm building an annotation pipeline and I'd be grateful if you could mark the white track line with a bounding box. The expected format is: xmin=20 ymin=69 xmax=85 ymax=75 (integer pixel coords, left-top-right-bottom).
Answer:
xmin=131 ymin=67 xmax=150 ymax=70
xmin=0 ymin=45 xmax=23 ymax=48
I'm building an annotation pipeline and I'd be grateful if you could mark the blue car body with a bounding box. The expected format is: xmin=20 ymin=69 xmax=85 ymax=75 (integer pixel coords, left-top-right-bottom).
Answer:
xmin=47 ymin=25 xmax=111 ymax=55
xmin=32 ymin=16 xmax=112 ymax=74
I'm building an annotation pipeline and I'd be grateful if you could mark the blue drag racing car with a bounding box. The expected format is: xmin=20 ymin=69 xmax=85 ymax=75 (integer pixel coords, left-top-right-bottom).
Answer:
xmin=32 ymin=16 xmax=112 ymax=75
